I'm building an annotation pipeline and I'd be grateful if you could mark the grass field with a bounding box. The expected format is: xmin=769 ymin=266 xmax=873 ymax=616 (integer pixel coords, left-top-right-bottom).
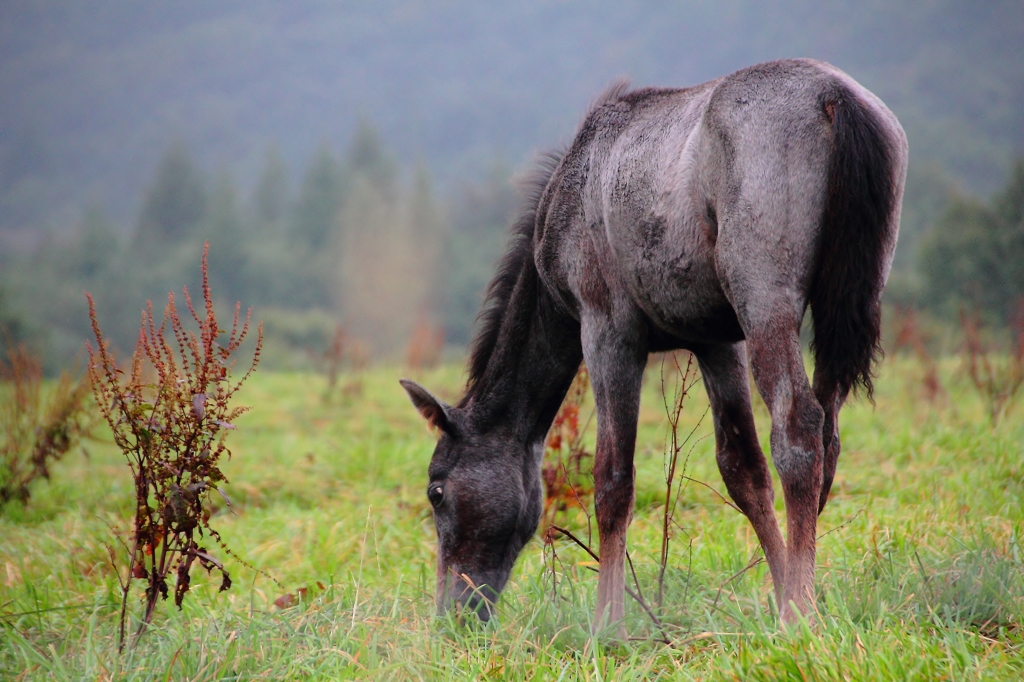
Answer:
xmin=2 ymin=356 xmax=1023 ymax=680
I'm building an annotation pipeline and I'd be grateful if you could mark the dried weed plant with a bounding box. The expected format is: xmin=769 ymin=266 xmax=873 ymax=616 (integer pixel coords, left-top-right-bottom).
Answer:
xmin=0 ymin=346 xmax=92 ymax=506
xmin=960 ymin=300 xmax=1024 ymax=424
xmin=405 ymin=315 xmax=445 ymax=371
xmin=655 ymin=351 xmax=706 ymax=609
xmin=893 ymin=305 xmax=944 ymax=403
xmin=86 ymin=244 xmax=262 ymax=649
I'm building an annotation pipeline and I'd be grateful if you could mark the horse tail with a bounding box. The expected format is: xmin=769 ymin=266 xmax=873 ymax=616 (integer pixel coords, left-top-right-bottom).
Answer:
xmin=808 ymin=83 xmax=901 ymax=401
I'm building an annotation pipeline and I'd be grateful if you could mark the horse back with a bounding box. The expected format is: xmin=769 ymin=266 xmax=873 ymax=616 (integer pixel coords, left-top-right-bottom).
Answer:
xmin=534 ymin=59 xmax=906 ymax=351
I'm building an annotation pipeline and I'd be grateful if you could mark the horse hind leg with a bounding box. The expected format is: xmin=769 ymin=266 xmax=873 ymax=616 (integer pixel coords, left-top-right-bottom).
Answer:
xmin=708 ymin=112 xmax=833 ymax=622
xmin=694 ymin=342 xmax=787 ymax=607
xmin=814 ymin=379 xmax=848 ymax=514
xmin=744 ymin=321 xmax=825 ymax=624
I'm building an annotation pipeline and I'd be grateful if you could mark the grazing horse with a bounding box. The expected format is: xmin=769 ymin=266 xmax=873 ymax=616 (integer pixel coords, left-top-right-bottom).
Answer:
xmin=402 ymin=58 xmax=907 ymax=634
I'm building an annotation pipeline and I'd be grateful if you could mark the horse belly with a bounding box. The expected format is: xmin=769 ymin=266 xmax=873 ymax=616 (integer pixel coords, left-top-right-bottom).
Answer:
xmin=628 ymin=222 xmax=744 ymax=345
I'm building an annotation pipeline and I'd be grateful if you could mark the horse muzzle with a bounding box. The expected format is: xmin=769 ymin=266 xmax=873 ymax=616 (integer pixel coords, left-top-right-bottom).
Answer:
xmin=437 ymin=566 xmax=499 ymax=622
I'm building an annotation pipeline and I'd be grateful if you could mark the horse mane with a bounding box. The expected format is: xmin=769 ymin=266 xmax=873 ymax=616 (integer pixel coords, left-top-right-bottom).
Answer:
xmin=589 ymin=78 xmax=633 ymax=110
xmin=459 ymin=81 xmax=639 ymax=404
xmin=460 ymin=150 xmax=565 ymax=403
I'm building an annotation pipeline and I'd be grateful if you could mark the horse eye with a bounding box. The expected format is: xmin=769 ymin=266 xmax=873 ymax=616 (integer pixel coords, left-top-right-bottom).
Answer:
xmin=427 ymin=484 xmax=444 ymax=508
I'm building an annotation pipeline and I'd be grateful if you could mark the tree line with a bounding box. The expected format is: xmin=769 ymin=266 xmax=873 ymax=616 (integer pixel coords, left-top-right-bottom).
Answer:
xmin=917 ymin=160 xmax=1024 ymax=321
xmin=0 ymin=123 xmax=517 ymax=371
xmin=1 ymin=124 xmax=1022 ymax=372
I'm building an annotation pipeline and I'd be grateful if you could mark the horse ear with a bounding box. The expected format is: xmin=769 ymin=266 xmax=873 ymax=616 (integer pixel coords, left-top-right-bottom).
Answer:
xmin=399 ymin=379 xmax=457 ymax=436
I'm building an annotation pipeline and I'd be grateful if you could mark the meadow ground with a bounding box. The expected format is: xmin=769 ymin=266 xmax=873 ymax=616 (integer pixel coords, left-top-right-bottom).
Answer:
xmin=1 ymin=356 xmax=1023 ymax=680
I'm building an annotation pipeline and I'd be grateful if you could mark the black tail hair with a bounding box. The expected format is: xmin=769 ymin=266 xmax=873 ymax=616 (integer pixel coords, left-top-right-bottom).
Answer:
xmin=809 ymin=85 xmax=899 ymax=400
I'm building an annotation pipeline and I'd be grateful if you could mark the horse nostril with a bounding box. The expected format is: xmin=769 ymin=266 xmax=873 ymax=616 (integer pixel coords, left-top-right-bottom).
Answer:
xmin=474 ymin=602 xmax=492 ymax=622
xmin=462 ymin=592 xmax=494 ymax=622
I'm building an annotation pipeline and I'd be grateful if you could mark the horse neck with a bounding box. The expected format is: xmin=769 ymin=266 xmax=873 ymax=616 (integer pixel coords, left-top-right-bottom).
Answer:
xmin=465 ymin=264 xmax=582 ymax=446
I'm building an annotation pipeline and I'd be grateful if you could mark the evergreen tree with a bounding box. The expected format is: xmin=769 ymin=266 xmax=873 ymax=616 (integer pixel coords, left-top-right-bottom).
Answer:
xmin=0 ymin=288 xmax=28 ymax=359
xmin=199 ymin=170 xmax=248 ymax=302
xmin=75 ymin=205 xmax=120 ymax=281
xmin=291 ymin=143 xmax=344 ymax=251
xmin=444 ymin=163 xmax=518 ymax=344
xmin=337 ymin=175 xmax=405 ymax=355
xmin=335 ymin=141 xmax=440 ymax=357
xmin=919 ymin=159 xmax=1024 ymax=319
xmin=992 ymin=160 xmax=1024 ymax=310
xmin=135 ymin=141 xmax=207 ymax=248
xmin=252 ymin=144 xmax=289 ymax=232
xmin=346 ymin=119 xmax=396 ymax=194
xmin=407 ymin=164 xmax=448 ymax=318
xmin=993 ymin=161 xmax=1024 ymax=229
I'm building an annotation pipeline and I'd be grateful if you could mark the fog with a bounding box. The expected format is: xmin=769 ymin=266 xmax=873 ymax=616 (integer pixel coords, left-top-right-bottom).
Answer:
xmin=1 ymin=1 xmax=1022 ymax=368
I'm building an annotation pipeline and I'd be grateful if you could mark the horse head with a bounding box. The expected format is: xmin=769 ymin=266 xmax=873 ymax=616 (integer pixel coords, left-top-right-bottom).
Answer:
xmin=400 ymin=378 xmax=543 ymax=622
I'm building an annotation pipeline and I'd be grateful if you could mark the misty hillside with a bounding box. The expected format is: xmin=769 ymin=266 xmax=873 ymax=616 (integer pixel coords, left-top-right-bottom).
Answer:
xmin=2 ymin=0 xmax=1023 ymax=239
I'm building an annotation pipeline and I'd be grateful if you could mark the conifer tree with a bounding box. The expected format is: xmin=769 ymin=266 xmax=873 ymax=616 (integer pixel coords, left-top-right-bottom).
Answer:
xmin=292 ymin=143 xmax=344 ymax=251
xmin=252 ymin=144 xmax=289 ymax=233
xmin=75 ymin=205 xmax=119 ymax=281
xmin=407 ymin=164 xmax=447 ymax=319
xmin=347 ymin=119 xmax=396 ymax=194
xmin=920 ymin=159 xmax=1024 ymax=318
xmin=135 ymin=142 xmax=207 ymax=248
xmin=199 ymin=170 xmax=248 ymax=302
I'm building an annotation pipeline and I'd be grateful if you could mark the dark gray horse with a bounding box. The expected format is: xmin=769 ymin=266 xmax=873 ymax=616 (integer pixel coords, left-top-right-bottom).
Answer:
xmin=402 ymin=58 xmax=907 ymax=635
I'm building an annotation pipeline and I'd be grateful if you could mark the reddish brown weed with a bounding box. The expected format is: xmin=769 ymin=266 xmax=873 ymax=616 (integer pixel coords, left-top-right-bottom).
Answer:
xmin=960 ymin=300 xmax=1024 ymax=423
xmin=0 ymin=346 xmax=92 ymax=506
xmin=86 ymin=243 xmax=263 ymax=649
xmin=540 ymin=365 xmax=594 ymax=542
xmin=406 ymin=315 xmax=445 ymax=370
xmin=893 ymin=305 xmax=944 ymax=403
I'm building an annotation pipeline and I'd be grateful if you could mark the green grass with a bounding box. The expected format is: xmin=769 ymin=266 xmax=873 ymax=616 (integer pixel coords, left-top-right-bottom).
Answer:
xmin=2 ymin=357 xmax=1023 ymax=680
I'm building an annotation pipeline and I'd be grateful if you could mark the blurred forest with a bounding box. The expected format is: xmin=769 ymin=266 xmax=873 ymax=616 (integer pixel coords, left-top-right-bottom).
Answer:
xmin=0 ymin=126 xmax=517 ymax=370
xmin=1 ymin=1 xmax=1023 ymax=370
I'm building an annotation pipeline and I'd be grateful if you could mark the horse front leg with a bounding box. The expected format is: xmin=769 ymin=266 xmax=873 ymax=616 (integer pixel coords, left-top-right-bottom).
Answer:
xmin=582 ymin=317 xmax=646 ymax=639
